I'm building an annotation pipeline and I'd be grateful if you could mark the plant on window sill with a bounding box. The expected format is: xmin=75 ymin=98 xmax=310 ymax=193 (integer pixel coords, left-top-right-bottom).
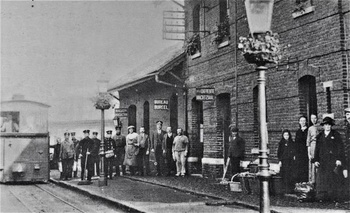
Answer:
xmin=293 ymin=0 xmax=310 ymax=13
xmin=238 ymin=32 xmax=282 ymax=65
xmin=185 ymin=33 xmax=201 ymax=56
xmin=212 ymin=15 xmax=230 ymax=45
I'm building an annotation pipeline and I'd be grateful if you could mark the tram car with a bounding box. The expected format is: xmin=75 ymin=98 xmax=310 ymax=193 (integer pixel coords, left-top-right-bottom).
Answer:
xmin=0 ymin=95 xmax=50 ymax=182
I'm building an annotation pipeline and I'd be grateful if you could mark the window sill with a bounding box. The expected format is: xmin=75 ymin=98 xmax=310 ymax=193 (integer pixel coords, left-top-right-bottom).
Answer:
xmin=218 ymin=40 xmax=229 ymax=48
xmin=191 ymin=52 xmax=201 ymax=60
xmin=292 ymin=6 xmax=315 ymax=18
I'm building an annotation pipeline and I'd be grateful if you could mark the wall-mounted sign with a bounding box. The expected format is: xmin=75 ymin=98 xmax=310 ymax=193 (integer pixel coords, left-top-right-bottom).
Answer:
xmin=154 ymin=99 xmax=169 ymax=110
xmin=114 ymin=108 xmax=128 ymax=117
xmin=196 ymin=88 xmax=215 ymax=101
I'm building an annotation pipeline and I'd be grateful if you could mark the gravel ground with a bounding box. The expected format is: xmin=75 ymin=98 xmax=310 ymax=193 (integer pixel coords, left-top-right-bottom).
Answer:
xmin=124 ymin=174 xmax=350 ymax=211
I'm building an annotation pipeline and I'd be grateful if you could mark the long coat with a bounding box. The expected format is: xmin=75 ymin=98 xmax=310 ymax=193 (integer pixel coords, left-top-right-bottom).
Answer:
xmin=113 ymin=134 xmax=126 ymax=165
xmin=314 ymin=130 xmax=345 ymax=198
xmin=277 ymin=138 xmax=296 ymax=192
xmin=124 ymin=132 xmax=139 ymax=166
xmin=294 ymin=128 xmax=309 ymax=183
xmin=228 ymin=135 xmax=245 ymax=158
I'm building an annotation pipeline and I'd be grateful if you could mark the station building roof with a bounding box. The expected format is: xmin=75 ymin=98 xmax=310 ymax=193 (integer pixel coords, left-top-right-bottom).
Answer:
xmin=108 ymin=44 xmax=185 ymax=92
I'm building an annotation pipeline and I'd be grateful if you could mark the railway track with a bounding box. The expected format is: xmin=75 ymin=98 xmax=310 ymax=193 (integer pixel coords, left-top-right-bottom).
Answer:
xmin=1 ymin=183 xmax=125 ymax=213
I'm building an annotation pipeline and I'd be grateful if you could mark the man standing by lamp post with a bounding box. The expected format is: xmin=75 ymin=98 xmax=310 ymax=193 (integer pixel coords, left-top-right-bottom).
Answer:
xmin=238 ymin=1 xmax=281 ymax=212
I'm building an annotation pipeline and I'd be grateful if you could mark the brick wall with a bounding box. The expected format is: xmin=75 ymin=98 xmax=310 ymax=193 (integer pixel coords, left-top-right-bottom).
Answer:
xmin=184 ymin=0 xmax=349 ymax=178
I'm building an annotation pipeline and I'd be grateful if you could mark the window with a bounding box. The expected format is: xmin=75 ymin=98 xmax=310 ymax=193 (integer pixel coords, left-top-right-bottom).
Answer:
xmin=219 ymin=0 xmax=228 ymax=24
xmin=193 ymin=4 xmax=200 ymax=33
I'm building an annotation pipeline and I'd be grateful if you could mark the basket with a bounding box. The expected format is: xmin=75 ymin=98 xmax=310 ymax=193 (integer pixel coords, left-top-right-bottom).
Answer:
xmin=229 ymin=174 xmax=243 ymax=192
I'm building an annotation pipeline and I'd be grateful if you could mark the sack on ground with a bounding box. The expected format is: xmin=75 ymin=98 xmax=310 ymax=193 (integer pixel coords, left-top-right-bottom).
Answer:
xmin=294 ymin=182 xmax=315 ymax=202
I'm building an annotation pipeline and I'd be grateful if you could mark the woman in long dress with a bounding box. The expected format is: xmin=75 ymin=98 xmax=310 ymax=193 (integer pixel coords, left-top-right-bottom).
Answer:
xmin=123 ymin=126 xmax=139 ymax=175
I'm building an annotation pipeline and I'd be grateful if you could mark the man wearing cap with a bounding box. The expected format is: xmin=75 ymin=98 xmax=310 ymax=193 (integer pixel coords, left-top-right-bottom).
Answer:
xmin=113 ymin=126 xmax=126 ymax=176
xmin=228 ymin=126 xmax=245 ymax=175
xmin=71 ymin=132 xmax=79 ymax=178
xmin=137 ymin=126 xmax=150 ymax=176
xmin=124 ymin=126 xmax=139 ymax=175
xmin=104 ymin=130 xmax=116 ymax=179
xmin=314 ymin=117 xmax=345 ymax=202
xmin=91 ymin=132 xmax=101 ymax=177
xmin=59 ymin=132 xmax=75 ymax=181
xmin=151 ymin=121 xmax=166 ymax=176
xmin=76 ymin=130 xmax=94 ymax=182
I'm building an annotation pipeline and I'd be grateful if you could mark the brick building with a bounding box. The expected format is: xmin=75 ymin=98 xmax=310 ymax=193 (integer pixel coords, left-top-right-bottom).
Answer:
xmin=108 ymin=45 xmax=187 ymax=137
xmin=184 ymin=0 xmax=349 ymax=178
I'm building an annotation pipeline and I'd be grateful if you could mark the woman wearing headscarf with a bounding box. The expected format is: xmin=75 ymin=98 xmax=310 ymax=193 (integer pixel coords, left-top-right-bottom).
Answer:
xmin=294 ymin=115 xmax=309 ymax=183
xmin=313 ymin=117 xmax=345 ymax=202
xmin=278 ymin=129 xmax=296 ymax=194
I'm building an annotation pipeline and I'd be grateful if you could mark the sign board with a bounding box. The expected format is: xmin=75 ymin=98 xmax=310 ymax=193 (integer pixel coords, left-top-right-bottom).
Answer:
xmin=114 ymin=108 xmax=128 ymax=117
xmin=163 ymin=10 xmax=185 ymax=41
xmin=154 ymin=99 xmax=169 ymax=110
xmin=196 ymin=88 xmax=215 ymax=101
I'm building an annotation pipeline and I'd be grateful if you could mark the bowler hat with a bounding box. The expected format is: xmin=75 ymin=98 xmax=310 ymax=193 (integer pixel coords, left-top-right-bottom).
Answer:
xmin=83 ymin=130 xmax=90 ymax=134
xmin=321 ymin=117 xmax=335 ymax=126
xmin=345 ymin=108 xmax=350 ymax=113
xmin=106 ymin=130 xmax=112 ymax=134
xmin=156 ymin=120 xmax=163 ymax=125
xmin=92 ymin=132 xmax=98 ymax=135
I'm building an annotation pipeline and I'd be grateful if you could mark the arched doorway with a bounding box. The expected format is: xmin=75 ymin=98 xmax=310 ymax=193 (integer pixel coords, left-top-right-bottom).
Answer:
xmin=128 ymin=105 xmax=137 ymax=130
xmin=216 ymin=93 xmax=231 ymax=165
xmin=143 ymin=101 xmax=150 ymax=134
xmin=298 ymin=75 xmax=317 ymax=122
xmin=170 ymin=93 xmax=178 ymax=130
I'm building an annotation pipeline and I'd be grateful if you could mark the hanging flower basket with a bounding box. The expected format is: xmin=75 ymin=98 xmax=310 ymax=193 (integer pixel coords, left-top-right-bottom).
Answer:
xmin=238 ymin=32 xmax=282 ymax=65
xmin=92 ymin=93 xmax=111 ymax=110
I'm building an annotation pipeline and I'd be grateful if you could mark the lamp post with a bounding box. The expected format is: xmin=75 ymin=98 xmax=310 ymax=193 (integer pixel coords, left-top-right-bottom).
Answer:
xmin=240 ymin=1 xmax=279 ymax=212
xmin=96 ymin=79 xmax=111 ymax=187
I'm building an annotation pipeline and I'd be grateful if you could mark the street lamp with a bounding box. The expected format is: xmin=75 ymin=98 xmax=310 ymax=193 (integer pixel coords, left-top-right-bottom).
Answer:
xmin=95 ymin=79 xmax=111 ymax=187
xmin=240 ymin=1 xmax=278 ymax=213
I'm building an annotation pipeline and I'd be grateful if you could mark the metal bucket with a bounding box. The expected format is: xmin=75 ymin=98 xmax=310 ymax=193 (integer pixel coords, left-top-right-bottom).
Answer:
xmin=229 ymin=174 xmax=242 ymax=192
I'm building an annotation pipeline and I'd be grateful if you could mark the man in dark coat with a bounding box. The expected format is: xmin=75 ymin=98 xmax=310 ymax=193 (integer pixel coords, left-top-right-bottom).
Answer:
xmin=76 ymin=130 xmax=94 ymax=181
xmin=343 ymin=108 xmax=350 ymax=200
xmin=137 ymin=126 xmax=150 ymax=176
xmin=163 ymin=126 xmax=176 ymax=176
xmin=104 ymin=130 xmax=116 ymax=179
xmin=91 ymin=132 xmax=101 ymax=176
xmin=294 ymin=116 xmax=309 ymax=183
xmin=113 ymin=126 xmax=126 ymax=176
xmin=71 ymin=132 xmax=79 ymax=178
xmin=150 ymin=120 xmax=166 ymax=176
xmin=314 ymin=117 xmax=345 ymax=202
xmin=228 ymin=126 xmax=245 ymax=175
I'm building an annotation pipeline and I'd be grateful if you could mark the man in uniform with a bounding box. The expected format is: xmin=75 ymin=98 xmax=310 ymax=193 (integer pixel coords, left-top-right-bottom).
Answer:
xmin=59 ymin=132 xmax=75 ymax=181
xmin=151 ymin=121 xmax=166 ymax=176
xmin=91 ymin=132 xmax=101 ymax=177
xmin=76 ymin=130 xmax=94 ymax=182
xmin=104 ymin=130 xmax=116 ymax=179
xmin=71 ymin=132 xmax=79 ymax=178
xmin=113 ymin=125 xmax=126 ymax=176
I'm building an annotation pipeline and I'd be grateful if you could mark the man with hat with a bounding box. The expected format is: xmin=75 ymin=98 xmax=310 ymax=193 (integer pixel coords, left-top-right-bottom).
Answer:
xmin=150 ymin=121 xmax=166 ymax=176
xmin=228 ymin=125 xmax=245 ymax=176
xmin=91 ymin=132 xmax=101 ymax=177
xmin=104 ymin=130 xmax=116 ymax=179
xmin=113 ymin=125 xmax=126 ymax=176
xmin=76 ymin=130 xmax=94 ymax=182
xmin=71 ymin=132 xmax=79 ymax=178
xmin=313 ymin=117 xmax=345 ymax=202
xmin=59 ymin=132 xmax=75 ymax=180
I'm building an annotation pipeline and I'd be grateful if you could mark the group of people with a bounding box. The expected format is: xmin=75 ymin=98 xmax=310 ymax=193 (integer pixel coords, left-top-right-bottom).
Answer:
xmin=57 ymin=120 xmax=190 ymax=183
xmin=278 ymin=109 xmax=350 ymax=202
